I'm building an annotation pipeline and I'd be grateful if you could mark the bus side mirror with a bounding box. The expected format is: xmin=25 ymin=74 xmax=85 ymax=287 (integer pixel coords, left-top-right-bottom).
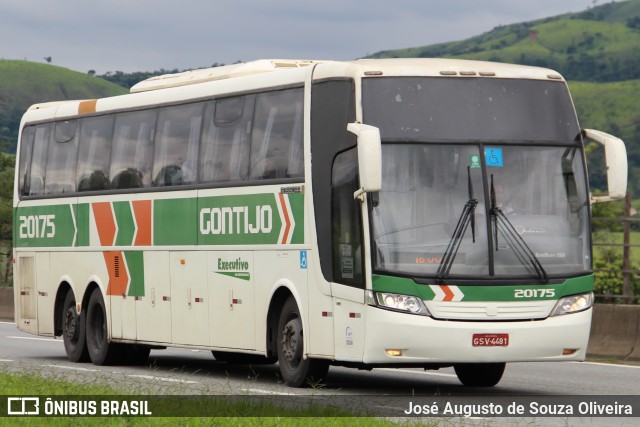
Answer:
xmin=347 ymin=122 xmax=382 ymax=199
xmin=583 ymin=129 xmax=628 ymax=204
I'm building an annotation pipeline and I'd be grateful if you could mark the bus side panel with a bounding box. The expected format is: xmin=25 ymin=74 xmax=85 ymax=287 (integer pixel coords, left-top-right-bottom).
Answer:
xmin=170 ymin=251 xmax=209 ymax=346
xmin=209 ymin=251 xmax=255 ymax=350
xmin=137 ymin=251 xmax=172 ymax=343
xmin=255 ymin=251 xmax=303 ymax=353
xmin=331 ymin=284 xmax=365 ymax=362
xmin=305 ymin=251 xmax=335 ymax=358
xmin=14 ymin=252 xmax=38 ymax=335
xmin=255 ymin=250 xmax=328 ymax=356
xmin=35 ymin=252 xmax=53 ymax=336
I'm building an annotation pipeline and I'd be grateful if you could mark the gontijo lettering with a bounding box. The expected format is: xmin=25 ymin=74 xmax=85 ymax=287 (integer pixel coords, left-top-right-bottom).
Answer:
xmin=199 ymin=206 xmax=272 ymax=235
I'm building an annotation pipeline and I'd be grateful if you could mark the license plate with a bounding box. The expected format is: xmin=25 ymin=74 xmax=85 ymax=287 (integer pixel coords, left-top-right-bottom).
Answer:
xmin=472 ymin=333 xmax=509 ymax=347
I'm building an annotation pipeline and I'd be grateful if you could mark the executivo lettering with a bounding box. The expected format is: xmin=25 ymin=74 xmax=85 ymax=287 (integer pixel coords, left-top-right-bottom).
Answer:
xmin=216 ymin=257 xmax=251 ymax=281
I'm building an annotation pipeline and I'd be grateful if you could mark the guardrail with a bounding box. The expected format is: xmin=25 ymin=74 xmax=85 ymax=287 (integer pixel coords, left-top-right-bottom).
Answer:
xmin=0 ymin=287 xmax=14 ymax=322
xmin=0 ymin=288 xmax=637 ymax=360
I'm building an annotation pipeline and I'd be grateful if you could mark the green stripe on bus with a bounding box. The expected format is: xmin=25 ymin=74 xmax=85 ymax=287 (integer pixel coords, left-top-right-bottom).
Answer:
xmin=114 ymin=201 xmax=136 ymax=246
xmin=14 ymin=204 xmax=76 ymax=248
xmin=154 ymin=198 xmax=198 ymax=246
xmin=288 ymin=193 xmax=304 ymax=244
xmin=125 ymin=251 xmax=145 ymax=297
xmin=372 ymin=274 xmax=594 ymax=302
xmin=76 ymin=203 xmax=90 ymax=247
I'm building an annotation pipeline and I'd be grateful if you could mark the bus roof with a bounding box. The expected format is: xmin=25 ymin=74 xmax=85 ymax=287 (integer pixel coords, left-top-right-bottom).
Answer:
xmin=131 ymin=58 xmax=565 ymax=93
xmin=20 ymin=58 xmax=566 ymax=124
xmin=130 ymin=59 xmax=317 ymax=93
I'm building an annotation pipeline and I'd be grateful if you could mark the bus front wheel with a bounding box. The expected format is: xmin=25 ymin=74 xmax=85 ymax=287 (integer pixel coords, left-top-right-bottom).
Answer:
xmin=62 ymin=289 xmax=89 ymax=362
xmin=85 ymin=288 xmax=122 ymax=365
xmin=454 ymin=362 xmax=506 ymax=387
xmin=277 ymin=296 xmax=329 ymax=387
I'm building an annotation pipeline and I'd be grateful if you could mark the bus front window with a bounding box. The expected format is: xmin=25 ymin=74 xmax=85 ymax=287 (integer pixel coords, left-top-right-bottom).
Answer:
xmin=371 ymin=144 xmax=590 ymax=280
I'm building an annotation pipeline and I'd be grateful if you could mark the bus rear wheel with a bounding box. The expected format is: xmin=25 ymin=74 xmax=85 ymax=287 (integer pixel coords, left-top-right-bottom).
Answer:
xmin=454 ymin=363 xmax=506 ymax=387
xmin=277 ymin=296 xmax=329 ymax=387
xmin=85 ymin=288 xmax=123 ymax=365
xmin=62 ymin=289 xmax=89 ymax=362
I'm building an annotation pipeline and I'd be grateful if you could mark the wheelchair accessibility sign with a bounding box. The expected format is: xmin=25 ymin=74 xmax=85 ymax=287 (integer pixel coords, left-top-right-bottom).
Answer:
xmin=300 ymin=250 xmax=307 ymax=269
xmin=485 ymin=147 xmax=504 ymax=167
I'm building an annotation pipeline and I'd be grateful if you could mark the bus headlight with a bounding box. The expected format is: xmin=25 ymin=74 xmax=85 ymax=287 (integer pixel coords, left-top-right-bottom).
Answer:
xmin=372 ymin=292 xmax=429 ymax=315
xmin=550 ymin=292 xmax=593 ymax=316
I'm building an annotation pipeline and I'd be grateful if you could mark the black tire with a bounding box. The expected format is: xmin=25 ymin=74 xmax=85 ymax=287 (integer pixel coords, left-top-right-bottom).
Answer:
xmin=277 ymin=296 xmax=329 ymax=387
xmin=61 ymin=289 xmax=89 ymax=362
xmin=212 ymin=351 xmax=276 ymax=365
xmin=454 ymin=363 xmax=506 ymax=387
xmin=85 ymin=288 xmax=123 ymax=365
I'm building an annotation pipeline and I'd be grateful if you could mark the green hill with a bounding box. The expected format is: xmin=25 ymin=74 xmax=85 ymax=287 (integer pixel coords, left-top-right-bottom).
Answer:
xmin=367 ymin=0 xmax=640 ymax=195
xmin=0 ymin=60 xmax=127 ymax=152
xmin=368 ymin=0 xmax=640 ymax=83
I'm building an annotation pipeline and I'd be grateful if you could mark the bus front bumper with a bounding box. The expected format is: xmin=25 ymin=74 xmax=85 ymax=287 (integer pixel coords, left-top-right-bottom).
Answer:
xmin=362 ymin=305 xmax=592 ymax=364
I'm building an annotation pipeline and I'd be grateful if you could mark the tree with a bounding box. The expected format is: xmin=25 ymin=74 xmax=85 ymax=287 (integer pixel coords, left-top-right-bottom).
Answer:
xmin=0 ymin=151 xmax=14 ymax=284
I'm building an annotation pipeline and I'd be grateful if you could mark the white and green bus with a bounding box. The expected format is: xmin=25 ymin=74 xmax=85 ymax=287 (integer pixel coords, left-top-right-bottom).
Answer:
xmin=13 ymin=59 xmax=627 ymax=387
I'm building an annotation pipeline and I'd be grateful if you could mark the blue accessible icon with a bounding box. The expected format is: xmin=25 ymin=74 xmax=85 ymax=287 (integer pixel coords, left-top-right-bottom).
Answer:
xmin=484 ymin=147 xmax=504 ymax=167
xmin=300 ymin=250 xmax=308 ymax=269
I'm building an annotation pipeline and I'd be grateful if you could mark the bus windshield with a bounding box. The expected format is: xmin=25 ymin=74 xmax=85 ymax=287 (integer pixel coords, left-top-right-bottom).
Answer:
xmin=363 ymin=77 xmax=589 ymax=281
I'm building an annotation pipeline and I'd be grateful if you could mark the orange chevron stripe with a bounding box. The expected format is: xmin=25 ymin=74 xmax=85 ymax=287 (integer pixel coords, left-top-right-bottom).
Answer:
xmin=132 ymin=200 xmax=152 ymax=246
xmin=92 ymin=202 xmax=116 ymax=246
xmin=78 ymin=100 xmax=97 ymax=115
xmin=104 ymin=251 xmax=129 ymax=296
xmin=439 ymin=285 xmax=455 ymax=302
xmin=278 ymin=193 xmax=291 ymax=244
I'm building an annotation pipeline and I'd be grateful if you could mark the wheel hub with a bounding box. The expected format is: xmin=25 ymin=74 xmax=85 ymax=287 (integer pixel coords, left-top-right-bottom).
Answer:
xmin=281 ymin=318 xmax=302 ymax=364
xmin=64 ymin=307 xmax=78 ymax=341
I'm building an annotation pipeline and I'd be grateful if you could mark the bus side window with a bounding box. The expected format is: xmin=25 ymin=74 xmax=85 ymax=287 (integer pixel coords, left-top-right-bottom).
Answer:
xmin=110 ymin=110 xmax=157 ymax=190
xmin=26 ymin=124 xmax=52 ymax=196
xmin=199 ymin=95 xmax=253 ymax=184
xmin=331 ymin=148 xmax=364 ymax=287
xmin=250 ymin=88 xmax=304 ymax=180
xmin=44 ymin=120 xmax=79 ymax=194
xmin=18 ymin=126 xmax=35 ymax=197
xmin=77 ymin=116 xmax=114 ymax=192
xmin=153 ymin=103 xmax=203 ymax=187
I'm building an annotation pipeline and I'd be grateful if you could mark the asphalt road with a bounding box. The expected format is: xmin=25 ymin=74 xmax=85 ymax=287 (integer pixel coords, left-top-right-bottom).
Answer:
xmin=1 ymin=321 xmax=639 ymax=425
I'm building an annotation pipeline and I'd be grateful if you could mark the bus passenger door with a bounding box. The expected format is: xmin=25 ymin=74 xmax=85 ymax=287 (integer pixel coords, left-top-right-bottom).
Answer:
xmin=170 ymin=251 xmax=209 ymax=346
xmin=209 ymin=251 xmax=255 ymax=350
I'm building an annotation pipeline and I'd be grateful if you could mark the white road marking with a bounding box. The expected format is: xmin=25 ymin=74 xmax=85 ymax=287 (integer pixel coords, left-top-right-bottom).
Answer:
xmin=6 ymin=335 xmax=61 ymax=343
xmin=0 ymin=359 xmax=15 ymax=362
xmin=43 ymin=364 xmax=100 ymax=372
xmin=127 ymin=374 xmax=199 ymax=384
xmin=241 ymin=388 xmax=298 ymax=396
xmin=575 ymin=361 xmax=640 ymax=369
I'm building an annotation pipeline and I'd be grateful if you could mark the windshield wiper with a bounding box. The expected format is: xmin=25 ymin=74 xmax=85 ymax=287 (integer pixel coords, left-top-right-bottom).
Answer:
xmin=490 ymin=175 xmax=548 ymax=283
xmin=436 ymin=166 xmax=477 ymax=284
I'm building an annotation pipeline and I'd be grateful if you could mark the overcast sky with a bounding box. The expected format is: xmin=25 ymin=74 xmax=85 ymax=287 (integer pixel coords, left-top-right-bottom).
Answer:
xmin=1 ymin=0 xmax=600 ymax=74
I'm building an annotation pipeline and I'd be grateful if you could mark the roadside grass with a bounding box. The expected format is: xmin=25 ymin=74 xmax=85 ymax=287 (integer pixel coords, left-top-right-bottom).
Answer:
xmin=0 ymin=371 xmax=415 ymax=426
